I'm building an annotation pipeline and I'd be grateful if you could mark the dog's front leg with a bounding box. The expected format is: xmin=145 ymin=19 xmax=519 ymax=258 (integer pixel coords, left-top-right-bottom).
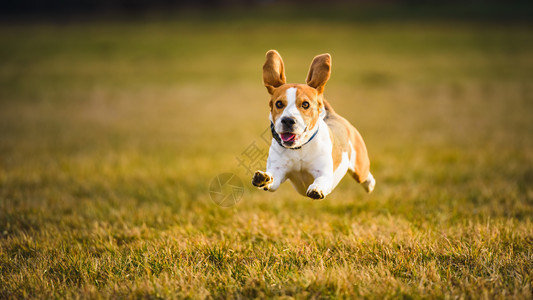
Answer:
xmin=306 ymin=175 xmax=333 ymax=200
xmin=252 ymin=149 xmax=288 ymax=192
xmin=252 ymin=168 xmax=286 ymax=192
xmin=306 ymin=162 xmax=334 ymax=200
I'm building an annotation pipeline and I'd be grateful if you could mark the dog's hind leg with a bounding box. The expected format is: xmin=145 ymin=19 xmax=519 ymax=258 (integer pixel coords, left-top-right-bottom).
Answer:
xmin=348 ymin=170 xmax=376 ymax=193
xmin=346 ymin=127 xmax=375 ymax=193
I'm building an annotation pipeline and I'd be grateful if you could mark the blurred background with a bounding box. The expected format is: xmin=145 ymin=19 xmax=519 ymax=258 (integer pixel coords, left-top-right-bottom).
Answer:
xmin=2 ymin=0 xmax=533 ymax=20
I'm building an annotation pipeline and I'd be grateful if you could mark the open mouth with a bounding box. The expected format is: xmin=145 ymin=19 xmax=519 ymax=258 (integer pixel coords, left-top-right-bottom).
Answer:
xmin=280 ymin=133 xmax=296 ymax=143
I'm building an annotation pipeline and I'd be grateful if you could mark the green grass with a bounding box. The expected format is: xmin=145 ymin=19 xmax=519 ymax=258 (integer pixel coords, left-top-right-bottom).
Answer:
xmin=1 ymin=14 xmax=532 ymax=298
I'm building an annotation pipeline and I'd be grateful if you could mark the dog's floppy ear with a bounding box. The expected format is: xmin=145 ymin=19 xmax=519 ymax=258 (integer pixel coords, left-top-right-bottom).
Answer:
xmin=263 ymin=50 xmax=286 ymax=94
xmin=306 ymin=53 xmax=331 ymax=94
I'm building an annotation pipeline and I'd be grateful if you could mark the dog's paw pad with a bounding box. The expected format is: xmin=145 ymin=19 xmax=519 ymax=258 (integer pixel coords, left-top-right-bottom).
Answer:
xmin=307 ymin=188 xmax=325 ymax=200
xmin=252 ymin=171 xmax=273 ymax=189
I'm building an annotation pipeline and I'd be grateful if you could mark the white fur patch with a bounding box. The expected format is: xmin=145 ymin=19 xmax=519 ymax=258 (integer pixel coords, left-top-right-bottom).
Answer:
xmin=330 ymin=141 xmax=357 ymax=190
xmin=348 ymin=141 xmax=356 ymax=172
xmin=276 ymin=87 xmax=305 ymax=134
xmin=333 ymin=151 xmax=350 ymax=188
xmin=286 ymin=87 xmax=297 ymax=105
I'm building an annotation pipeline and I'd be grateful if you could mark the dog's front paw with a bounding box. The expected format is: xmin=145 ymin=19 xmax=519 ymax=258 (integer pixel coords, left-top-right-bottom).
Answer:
xmin=306 ymin=185 xmax=326 ymax=200
xmin=252 ymin=171 xmax=273 ymax=191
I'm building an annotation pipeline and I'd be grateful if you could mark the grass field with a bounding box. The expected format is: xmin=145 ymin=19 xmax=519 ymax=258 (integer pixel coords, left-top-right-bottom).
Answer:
xmin=1 ymin=10 xmax=533 ymax=298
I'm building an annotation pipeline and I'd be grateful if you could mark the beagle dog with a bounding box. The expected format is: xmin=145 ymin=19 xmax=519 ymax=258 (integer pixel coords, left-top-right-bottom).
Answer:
xmin=252 ymin=50 xmax=375 ymax=199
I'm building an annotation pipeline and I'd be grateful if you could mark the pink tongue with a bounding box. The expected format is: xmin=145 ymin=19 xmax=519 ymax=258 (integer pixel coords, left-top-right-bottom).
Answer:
xmin=280 ymin=133 xmax=296 ymax=142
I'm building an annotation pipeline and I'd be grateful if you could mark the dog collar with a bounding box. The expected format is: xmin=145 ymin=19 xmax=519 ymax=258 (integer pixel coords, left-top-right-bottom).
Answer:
xmin=270 ymin=121 xmax=319 ymax=150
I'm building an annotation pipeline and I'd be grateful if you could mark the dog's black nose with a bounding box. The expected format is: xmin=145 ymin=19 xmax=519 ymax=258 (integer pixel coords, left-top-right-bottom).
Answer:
xmin=281 ymin=117 xmax=296 ymax=127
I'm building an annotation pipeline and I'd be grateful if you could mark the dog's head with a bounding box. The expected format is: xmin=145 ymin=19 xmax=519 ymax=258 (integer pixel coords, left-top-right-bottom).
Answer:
xmin=263 ymin=50 xmax=331 ymax=149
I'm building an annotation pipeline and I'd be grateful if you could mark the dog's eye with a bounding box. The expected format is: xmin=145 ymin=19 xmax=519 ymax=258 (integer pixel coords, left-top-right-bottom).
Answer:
xmin=275 ymin=101 xmax=284 ymax=109
xmin=302 ymin=101 xmax=310 ymax=109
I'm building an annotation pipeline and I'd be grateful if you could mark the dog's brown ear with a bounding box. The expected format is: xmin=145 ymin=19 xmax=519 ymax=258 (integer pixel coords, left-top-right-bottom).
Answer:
xmin=306 ymin=53 xmax=331 ymax=94
xmin=263 ymin=50 xmax=286 ymax=94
